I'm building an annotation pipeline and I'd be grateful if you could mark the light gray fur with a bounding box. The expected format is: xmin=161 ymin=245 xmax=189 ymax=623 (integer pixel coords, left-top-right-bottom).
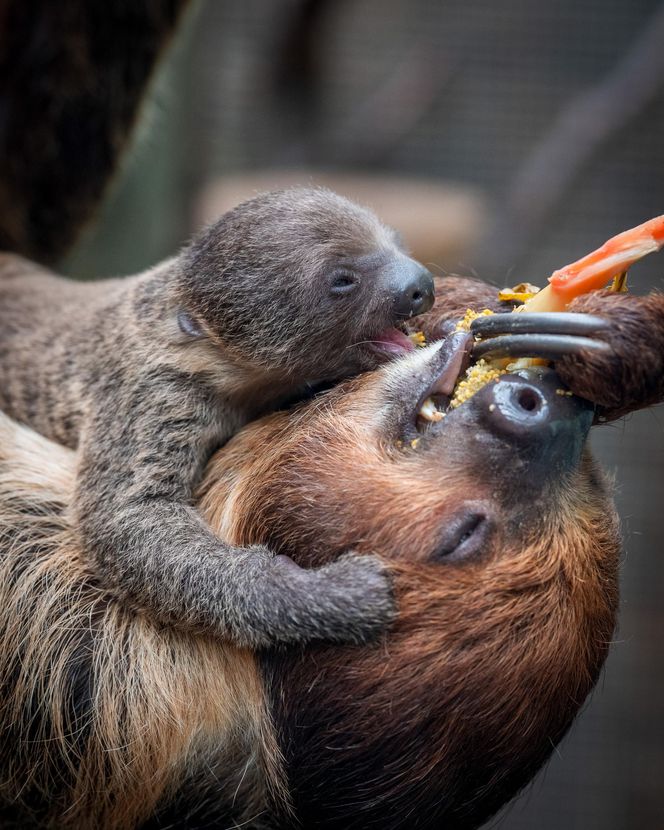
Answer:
xmin=0 ymin=187 xmax=426 ymax=646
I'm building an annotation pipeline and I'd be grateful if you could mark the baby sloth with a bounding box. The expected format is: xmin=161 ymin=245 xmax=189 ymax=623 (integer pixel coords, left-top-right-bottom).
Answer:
xmin=0 ymin=187 xmax=435 ymax=646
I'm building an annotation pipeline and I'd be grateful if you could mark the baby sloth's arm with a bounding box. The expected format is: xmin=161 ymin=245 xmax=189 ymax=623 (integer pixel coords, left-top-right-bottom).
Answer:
xmin=75 ymin=369 xmax=394 ymax=647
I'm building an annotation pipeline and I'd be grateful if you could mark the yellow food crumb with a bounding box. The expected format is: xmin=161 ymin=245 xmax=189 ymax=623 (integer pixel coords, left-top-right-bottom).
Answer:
xmin=455 ymin=307 xmax=494 ymax=332
xmin=410 ymin=438 xmax=420 ymax=449
xmin=555 ymin=388 xmax=574 ymax=397
xmin=449 ymin=359 xmax=507 ymax=408
xmin=497 ymin=282 xmax=541 ymax=302
xmin=409 ymin=330 xmax=427 ymax=347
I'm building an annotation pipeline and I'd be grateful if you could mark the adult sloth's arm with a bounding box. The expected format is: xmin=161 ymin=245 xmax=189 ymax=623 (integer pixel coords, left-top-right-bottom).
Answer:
xmin=557 ymin=291 xmax=664 ymax=422
xmin=414 ymin=275 xmax=664 ymax=422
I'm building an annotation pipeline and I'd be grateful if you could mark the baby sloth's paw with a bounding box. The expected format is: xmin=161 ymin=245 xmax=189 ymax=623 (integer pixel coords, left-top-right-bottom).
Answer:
xmin=268 ymin=551 xmax=396 ymax=647
xmin=228 ymin=546 xmax=395 ymax=649
xmin=313 ymin=551 xmax=397 ymax=641
xmin=556 ymin=291 xmax=664 ymax=421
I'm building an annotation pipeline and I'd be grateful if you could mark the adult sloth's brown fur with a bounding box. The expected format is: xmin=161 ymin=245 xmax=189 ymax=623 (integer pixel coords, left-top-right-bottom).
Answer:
xmin=200 ymin=327 xmax=621 ymax=829
xmin=1 ymin=3 xmax=663 ymax=825
xmin=5 ymin=276 xmax=662 ymax=826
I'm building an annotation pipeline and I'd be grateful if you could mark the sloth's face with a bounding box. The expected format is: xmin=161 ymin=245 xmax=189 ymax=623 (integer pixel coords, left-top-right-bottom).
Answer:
xmin=201 ymin=338 xmax=620 ymax=829
xmin=205 ymin=333 xmax=611 ymax=571
xmin=179 ymin=187 xmax=436 ymax=383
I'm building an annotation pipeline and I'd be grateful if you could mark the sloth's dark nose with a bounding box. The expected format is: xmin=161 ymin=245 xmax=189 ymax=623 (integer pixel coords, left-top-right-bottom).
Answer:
xmin=390 ymin=260 xmax=435 ymax=319
xmin=478 ymin=368 xmax=594 ymax=474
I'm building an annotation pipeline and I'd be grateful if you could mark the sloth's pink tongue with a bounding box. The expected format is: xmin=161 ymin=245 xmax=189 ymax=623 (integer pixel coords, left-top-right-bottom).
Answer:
xmin=372 ymin=328 xmax=415 ymax=355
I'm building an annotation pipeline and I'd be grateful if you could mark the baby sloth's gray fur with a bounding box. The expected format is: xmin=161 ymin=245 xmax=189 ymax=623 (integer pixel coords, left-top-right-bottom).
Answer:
xmin=0 ymin=187 xmax=424 ymax=647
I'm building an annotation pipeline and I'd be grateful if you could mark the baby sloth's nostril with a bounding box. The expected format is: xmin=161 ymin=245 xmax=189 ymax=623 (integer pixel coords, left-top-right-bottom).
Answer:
xmin=392 ymin=266 xmax=435 ymax=318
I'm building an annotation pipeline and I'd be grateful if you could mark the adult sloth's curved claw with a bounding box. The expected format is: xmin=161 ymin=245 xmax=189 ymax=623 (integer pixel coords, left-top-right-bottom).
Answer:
xmin=470 ymin=311 xmax=609 ymax=338
xmin=472 ymin=333 xmax=610 ymax=362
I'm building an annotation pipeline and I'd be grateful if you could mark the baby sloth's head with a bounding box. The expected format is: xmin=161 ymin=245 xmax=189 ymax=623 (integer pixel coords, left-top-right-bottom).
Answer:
xmin=177 ymin=187 xmax=434 ymax=381
xmin=201 ymin=336 xmax=621 ymax=829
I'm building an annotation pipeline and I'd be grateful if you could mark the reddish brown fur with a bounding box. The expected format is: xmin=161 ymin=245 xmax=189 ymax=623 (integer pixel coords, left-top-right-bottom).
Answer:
xmin=200 ymin=360 xmax=621 ymax=827
xmin=560 ymin=290 xmax=664 ymax=419
xmin=411 ymin=274 xmax=516 ymax=340
xmin=0 ymin=340 xmax=622 ymax=828
xmin=6 ymin=275 xmax=664 ymax=826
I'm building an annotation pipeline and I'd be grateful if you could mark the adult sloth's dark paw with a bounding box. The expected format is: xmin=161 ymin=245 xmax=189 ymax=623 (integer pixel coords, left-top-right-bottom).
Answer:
xmin=556 ymin=291 xmax=664 ymax=421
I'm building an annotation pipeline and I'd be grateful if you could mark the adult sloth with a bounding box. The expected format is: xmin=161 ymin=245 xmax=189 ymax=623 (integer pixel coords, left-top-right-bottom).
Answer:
xmin=1 ymin=278 xmax=662 ymax=829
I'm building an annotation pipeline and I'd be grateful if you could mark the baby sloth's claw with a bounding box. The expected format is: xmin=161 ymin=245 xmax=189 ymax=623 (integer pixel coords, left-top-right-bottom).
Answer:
xmin=471 ymin=333 xmax=611 ymax=362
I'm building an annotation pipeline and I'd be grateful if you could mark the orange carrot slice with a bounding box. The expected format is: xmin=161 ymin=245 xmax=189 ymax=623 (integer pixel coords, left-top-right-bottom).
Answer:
xmin=523 ymin=215 xmax=664 ymax=312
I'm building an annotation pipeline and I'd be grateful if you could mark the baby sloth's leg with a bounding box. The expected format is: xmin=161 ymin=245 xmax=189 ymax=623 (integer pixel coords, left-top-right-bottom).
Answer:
xmin=75 ymin=375 xmax=394 ymax=647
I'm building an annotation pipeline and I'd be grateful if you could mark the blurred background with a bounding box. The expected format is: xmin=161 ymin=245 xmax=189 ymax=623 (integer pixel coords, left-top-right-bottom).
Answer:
xmin=64 ymin=1 xmax=664 ymax=827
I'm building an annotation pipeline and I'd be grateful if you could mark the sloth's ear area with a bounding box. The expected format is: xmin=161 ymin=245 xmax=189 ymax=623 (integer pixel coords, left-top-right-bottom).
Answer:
xmin=176 ymin=308 xmax=206 ymax=339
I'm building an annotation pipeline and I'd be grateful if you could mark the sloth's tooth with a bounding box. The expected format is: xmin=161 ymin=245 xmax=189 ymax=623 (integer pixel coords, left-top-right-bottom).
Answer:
xmin=419 ymin=397 xmax=444 ymax=422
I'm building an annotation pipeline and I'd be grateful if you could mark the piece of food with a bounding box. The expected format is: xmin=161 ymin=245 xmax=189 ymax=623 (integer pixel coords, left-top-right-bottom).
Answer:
xmin=497 ymin=282 xmax=540 ymax=303
xmin=449 ymin=360 xmax=507 ymax=409
xmin=445 ymin=215 xmax=664 ymax=410
xmin=522 ymin=215 xmax=664 ymax=313
xmin=455 ymin=308 xmax=494 ymax=332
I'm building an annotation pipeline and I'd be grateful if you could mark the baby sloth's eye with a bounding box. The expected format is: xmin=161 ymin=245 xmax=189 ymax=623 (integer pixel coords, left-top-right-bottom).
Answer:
xmin=432 ymin=509 xmax=494 ymax=563
xmin=329 ymin=271 xmax=360 ymax=295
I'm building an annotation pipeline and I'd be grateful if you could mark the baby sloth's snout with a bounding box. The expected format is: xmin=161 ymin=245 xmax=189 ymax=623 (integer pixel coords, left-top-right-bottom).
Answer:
xmin=477 ymin=367 xmax=594 ymax=476
xmin=387 ymin=256 xmax=435 ymax=319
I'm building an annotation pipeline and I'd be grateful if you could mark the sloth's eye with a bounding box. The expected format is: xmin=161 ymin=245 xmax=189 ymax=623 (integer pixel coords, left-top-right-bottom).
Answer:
xmin=330 ymin=271 xmax=359 ymax=295
xmin=176 ymin=309 xmax=205 ymax=339
xmin=432 ymin=510 xmax=493 ymax=563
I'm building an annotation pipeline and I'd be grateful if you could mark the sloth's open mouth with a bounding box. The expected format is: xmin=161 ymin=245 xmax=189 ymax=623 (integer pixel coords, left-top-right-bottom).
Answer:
xmin=369 ymin=326 xmax=416 ymax=357
xmin=415 ymin=390 xmax=450 ymax=430
xmin=405 ymin=338 xmax=594 ymax=485
xmin=412 ymin=335 xmax=473 ymax=432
